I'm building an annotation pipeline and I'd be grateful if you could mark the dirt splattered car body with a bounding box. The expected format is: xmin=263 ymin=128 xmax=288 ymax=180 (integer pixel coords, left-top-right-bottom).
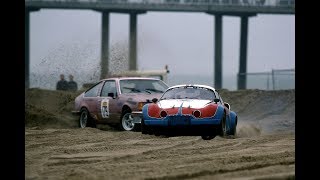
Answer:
xmin=141 ymin=84 xmax=238 ymax=140
xmin=73 ymin=77 xmax=169 ymax=131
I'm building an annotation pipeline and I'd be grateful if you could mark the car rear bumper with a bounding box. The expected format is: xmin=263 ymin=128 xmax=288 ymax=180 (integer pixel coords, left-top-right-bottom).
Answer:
xmin=71 ymin=111 xmax=81 ymax=116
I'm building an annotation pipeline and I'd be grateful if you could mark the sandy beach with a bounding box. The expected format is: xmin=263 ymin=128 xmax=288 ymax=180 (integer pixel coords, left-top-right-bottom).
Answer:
xmin=25 ymin=88 xmax=295 ymax=179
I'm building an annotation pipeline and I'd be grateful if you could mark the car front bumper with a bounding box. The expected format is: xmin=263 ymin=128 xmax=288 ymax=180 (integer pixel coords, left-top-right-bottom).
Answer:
xmin=144 ymin=115 xmax=221 ymax=126
xmin=131 ymin=111 xmax=143 ymax=123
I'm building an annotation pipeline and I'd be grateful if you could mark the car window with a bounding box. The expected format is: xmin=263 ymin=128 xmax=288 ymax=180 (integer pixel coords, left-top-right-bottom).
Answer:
xmin=119 ymin=79 xmax=168 ymax=94
xmin=199 ymin=89 xmax=216 ymax=100
xmin=215 ymin=91 xmax=224 ymax=104
xmin=84 ymin=81 xmax=103 ymax=97
xmin=152 ymin=81 xmax=168 ymax=92
xmin=101 ymin=80 xmax=117 ymax=97
xmin=161 ymin=87 xmax=216 ymax=100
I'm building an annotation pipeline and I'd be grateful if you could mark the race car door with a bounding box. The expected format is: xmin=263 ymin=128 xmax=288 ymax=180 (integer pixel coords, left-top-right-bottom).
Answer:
xmin=82 ymin=81 xmax=104 ymax=119
xmin=96 ymin=80 xmax=119 ymax=123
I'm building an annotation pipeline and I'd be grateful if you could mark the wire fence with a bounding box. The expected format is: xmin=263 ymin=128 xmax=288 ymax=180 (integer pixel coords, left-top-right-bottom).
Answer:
xmin=239 ymin=68 xmax=295 ymax=90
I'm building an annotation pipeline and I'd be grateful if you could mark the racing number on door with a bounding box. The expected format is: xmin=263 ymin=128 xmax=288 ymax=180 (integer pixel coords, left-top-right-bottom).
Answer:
xmin=101 ymin=98 xmax=109 ymax=118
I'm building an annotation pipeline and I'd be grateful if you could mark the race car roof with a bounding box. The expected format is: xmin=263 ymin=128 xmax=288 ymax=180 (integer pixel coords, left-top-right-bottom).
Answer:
xmin=167 ymin=84 xmax=216 ymax=92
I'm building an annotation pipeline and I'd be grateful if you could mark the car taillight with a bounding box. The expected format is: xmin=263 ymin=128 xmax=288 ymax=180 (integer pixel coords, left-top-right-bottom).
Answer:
xmin=138 ymin=102 xmax=145 ymax=111
xmin=193 ymin=110 xmax=201 ymax=118
xmin=160 ymin=110 xmax=167 ymax=118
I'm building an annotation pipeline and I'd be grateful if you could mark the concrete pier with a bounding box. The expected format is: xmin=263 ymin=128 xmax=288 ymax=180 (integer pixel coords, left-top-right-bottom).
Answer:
xmin=25 ymin=1 xmax=294 ymax=89
xmin=100 ymin=11 xmax=110 ymax=79
xmin=129 ymin=12 xmax=137 ymax=71
xmin=238 ymin=15 xmax=249 ymax=90
xmin=25 ymin=8 xmax=39 ymax=89
xmin=214 ymin=15 xmax=223 ymax=89
xmin=25 ymin=10 xmax=30 ymax=89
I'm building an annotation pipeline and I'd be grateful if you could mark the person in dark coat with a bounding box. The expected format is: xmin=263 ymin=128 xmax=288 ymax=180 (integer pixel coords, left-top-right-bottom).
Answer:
xmin=67 ymin=74 xmax=78 ymax=92
xmin=56 ymin=74 xmax=68 ymax=91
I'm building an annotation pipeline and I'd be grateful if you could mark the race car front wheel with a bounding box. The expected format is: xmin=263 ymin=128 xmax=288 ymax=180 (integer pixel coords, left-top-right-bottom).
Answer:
xmin=219 ymin=112 xmax=227 ymax=137
xmin=121 ymin=112 xmax=135 ymax=131
xmin=201 ymin=135 xmax=216 ymax=140
xmin=141 ymin=119 xmax=150 ymax=134
xmin=229 ymin=116 xmax=238 ymax=136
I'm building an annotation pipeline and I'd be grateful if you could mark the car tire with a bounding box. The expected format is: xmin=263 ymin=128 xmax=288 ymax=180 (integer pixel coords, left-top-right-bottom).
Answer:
xmin=79 ymin=108 xmax=96 ymax=128
xmin=120 ymin=111 xmax=135 ymax=131
xmin=230 ymin=123 xmax=237 ymax=136
xmin=141 ymin=119 xmax=149 ymax=134
xmin=219 ymin=112 xmax=227 ymax=137
xmin=154 ymin=131 xmax=161 ymax=136
xmin=201 ymin=135 xmax=216 ymax=140
xmin=133 ymin=124 xmax=141 ymax=132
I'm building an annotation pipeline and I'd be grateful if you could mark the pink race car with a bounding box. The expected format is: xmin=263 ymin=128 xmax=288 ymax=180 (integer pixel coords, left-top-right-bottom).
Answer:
xmin=72 ymin=77 xmax=169 ymax=131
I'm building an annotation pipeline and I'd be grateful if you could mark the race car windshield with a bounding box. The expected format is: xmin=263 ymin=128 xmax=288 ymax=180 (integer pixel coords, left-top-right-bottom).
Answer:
xmin=161 ymin=87 xmax=216 ymax=100
xmin=120 ymin=79 xmax=168 ymax=94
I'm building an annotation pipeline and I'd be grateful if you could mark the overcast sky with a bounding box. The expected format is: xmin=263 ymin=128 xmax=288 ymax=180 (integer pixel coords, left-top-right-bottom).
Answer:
xmin=29 ymin=9 xmax=294 ymax=87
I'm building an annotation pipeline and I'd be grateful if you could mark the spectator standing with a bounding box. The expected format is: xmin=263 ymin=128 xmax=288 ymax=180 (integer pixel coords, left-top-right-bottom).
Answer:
xmin=56 ymin=74 xmax=68 ymax=91
xmin=68 ymin=74 xmax=78 ymax=91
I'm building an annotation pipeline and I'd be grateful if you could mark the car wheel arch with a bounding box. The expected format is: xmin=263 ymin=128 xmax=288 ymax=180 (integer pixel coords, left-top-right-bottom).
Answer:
xmin=235 ymin=116 xmax=238 ymax=126
xmin=80 ymin=106 xmax=88 ymax=112
xmin=80 ymin=106 xmax=91 ymax=116
xmin=122 ymin=105 xmax=132 ymax=114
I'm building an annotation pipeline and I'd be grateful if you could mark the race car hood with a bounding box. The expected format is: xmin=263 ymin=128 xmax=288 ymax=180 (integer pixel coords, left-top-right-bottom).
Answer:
xmin=121 ymin=93 xmax=163 ymax=102
xmin=158 ymin=99 xmax=212 ymax=109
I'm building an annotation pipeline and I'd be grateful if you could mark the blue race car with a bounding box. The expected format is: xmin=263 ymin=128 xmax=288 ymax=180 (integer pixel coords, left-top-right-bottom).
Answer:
xmin=141 ymin=84 xmax=238 ymax=140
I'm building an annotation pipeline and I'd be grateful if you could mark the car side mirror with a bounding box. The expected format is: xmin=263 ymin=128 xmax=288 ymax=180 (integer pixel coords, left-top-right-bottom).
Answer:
xmin=224 ymin=102 xmax=230 ymax=110
xmin=213 ymin=98 xmax=220 ymax=103
xmin=107 ymin=92 xmax=115 ymax=99
xmin=152 ymin=98 xmax=158 ymax=103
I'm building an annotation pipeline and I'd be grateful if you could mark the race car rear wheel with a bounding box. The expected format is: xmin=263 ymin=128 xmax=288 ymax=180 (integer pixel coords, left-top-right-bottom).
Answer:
xmin=121 ymin=112 xmax=135 ymax=131
xmin=79 ymin=108 xmax=96 ymax=128
xmin=230 ymin=116 xmax=237 ymax=136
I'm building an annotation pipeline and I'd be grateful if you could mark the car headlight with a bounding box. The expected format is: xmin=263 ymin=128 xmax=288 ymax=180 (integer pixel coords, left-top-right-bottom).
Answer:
xmin=193 ymin=110 xmax=201 ymax=118
xmin=160 ymin=110 xmax=167 ymax=118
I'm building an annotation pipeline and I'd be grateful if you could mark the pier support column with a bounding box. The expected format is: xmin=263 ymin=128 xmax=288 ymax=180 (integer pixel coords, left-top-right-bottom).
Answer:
xmin=214 ymin=15 xmax=223 ymax=89
xmin=128 ymin=11 xmax=146 ymax=71
xmin=25 ymin=8 xmax=39 ymax=89
xmin=25 ymin=9 xmax=30 ymax=89
xmin=100 ymin=11 xmax=110 ymax=79
xmin=238 ymin=16 xmax=249 ymax=90
xmin=129 ymin=13 xmax=137 ymax=70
